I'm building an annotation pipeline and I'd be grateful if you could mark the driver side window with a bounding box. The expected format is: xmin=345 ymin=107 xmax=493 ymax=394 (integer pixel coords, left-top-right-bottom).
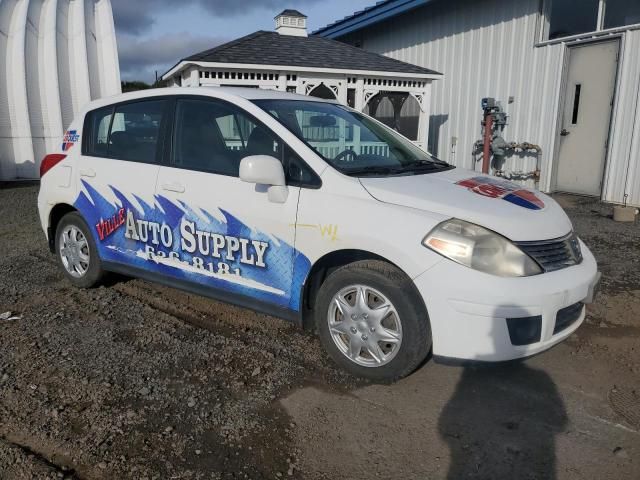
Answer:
xmin=173 ymin=98 xmax=282 ymax=177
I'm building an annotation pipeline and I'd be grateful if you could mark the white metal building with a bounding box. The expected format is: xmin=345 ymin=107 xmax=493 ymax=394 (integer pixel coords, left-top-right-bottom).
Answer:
xmin=163 ymin=10 xmax=442 ymax=153
xmin=315 ymin=0 xmax=640 ymax=206
xmin=0 ymin=0 xmax=121 ymax=181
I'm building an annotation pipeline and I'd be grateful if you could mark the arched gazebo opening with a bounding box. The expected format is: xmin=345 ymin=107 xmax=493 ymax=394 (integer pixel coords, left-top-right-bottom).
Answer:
xmin=308 ymin=83 xmax=337 ymax=100
xmin=364 ymin=92 xmax=421 ymax=141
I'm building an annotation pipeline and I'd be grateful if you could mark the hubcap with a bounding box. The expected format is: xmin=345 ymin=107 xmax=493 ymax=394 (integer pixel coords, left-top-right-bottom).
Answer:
xmin=59 ymin=225 xmax=90 ymax=278
xmin=327 ymin=285 xmax=402 ymax=367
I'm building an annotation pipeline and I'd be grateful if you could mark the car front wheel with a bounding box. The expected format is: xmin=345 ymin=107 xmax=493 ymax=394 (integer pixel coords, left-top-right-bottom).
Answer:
xmin=315 ymin=260 xmax=432 ymax=382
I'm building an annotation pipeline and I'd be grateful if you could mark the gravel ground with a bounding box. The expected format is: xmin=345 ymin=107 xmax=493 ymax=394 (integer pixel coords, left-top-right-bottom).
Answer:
xmin=0 ymin=183 xmax=638 ymax=479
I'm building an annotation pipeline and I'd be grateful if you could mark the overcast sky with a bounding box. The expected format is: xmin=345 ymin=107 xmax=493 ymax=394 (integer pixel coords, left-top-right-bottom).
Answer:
xmin=112 ymin=0 xmax=375 ymax=83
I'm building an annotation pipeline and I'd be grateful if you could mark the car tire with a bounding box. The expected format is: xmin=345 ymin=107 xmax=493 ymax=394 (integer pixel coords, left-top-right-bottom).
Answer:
xmin=315 ymin=260 xmax=432 ymax=382
xmin=54 ymin=211 xmax=105 ymax=288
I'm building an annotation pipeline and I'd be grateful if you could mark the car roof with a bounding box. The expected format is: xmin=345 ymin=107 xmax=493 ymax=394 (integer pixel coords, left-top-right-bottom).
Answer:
xmin=84 ymin=86 xmax=337 ymax=112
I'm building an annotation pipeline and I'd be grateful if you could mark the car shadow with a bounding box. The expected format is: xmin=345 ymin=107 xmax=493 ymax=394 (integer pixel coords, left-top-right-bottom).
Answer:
xmin=437 ymin=307 xmax=568 ymax=479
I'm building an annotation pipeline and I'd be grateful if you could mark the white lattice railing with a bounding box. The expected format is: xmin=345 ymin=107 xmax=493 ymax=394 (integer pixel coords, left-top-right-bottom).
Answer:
xmin=222 ymin=139 xmax=391 ymax=159
xmin=313 ymin=142 xmax=390 ymax=159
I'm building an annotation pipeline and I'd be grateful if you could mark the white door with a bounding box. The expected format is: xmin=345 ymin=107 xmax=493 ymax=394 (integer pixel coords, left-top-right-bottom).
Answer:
xmin=75 ymin=99 xmax=167 ymax=268
xmin=555 ymin=40 xmax=619 ymax=196
xmin=153 ymin=97 xmax=302 ymax=314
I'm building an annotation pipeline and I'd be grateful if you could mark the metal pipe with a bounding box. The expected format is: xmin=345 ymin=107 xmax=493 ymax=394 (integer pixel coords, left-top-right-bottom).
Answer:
xmin=482 ymin=112 xmax=493 ymax=174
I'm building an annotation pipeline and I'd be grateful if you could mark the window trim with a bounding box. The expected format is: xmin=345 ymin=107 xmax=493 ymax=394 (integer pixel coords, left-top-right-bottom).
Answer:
xmin=81 ymin=105 xmax=114 ymax=158
xmin=81 ymin=96 xmax=173 ymax=165
xmin=537 ymin=0 xmax=640 ymax=45
xmin=167 ymin=95 xmax=322 ymax=189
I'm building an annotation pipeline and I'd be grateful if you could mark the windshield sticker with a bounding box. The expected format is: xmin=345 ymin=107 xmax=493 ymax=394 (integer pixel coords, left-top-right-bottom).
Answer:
xmin=75 ymin=181 xmax=311 ymax=310
xmin=456 ymin=176 xmax=545 ymax=210
xmin=62 ymin=130 xmax=80 ymax=152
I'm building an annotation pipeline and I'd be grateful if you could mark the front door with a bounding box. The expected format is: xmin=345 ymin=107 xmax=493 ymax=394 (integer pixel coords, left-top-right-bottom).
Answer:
xmin=555 ymin=40 xmax=619 ymax=195
xmin=152 ymin=97 xmax=302 ymax=313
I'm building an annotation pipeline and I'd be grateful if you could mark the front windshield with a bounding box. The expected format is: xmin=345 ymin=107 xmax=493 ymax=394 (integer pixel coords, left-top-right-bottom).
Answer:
xmin=253 ymin=99 xmax=452 ymax=177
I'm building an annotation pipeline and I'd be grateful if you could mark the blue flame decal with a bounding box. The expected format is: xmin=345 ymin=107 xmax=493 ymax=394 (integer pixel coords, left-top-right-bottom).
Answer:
xmin=75 ymin=180 xmax=310 ymax=311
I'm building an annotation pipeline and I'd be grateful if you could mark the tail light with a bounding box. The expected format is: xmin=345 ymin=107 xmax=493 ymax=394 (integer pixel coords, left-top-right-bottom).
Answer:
xmin=40 ymin=154 xmax=67 ymax=177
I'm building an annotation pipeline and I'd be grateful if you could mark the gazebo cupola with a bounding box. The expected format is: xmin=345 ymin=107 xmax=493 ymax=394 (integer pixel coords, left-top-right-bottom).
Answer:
xmin=162 ymin=11 xmax=442 ymax=149
xmin=275 ymin=9 xmax=308 ymax=37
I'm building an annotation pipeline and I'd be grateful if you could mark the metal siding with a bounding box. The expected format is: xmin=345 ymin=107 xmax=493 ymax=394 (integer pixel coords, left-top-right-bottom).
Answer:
xmin=84 ymin=0 xmax=100 ymax=99
xmin=603 ymin=28 xmax=640 ymax=205
xmin=340 ymin=0 xmax=640 ymax=203
xmin=0 ymin=0 xmax=18 ymax=180
xmin=26 ymin=0 xmax=46 ymax=171
xmin=0 ymin=0 xmax=120 ymax=180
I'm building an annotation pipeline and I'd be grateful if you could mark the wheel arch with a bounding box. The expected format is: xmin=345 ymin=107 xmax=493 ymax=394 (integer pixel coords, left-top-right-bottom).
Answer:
xmin=299 ymin=249 xmax=414 ymax=330
xmin=47 ymin=203 xmax=78 ymax=252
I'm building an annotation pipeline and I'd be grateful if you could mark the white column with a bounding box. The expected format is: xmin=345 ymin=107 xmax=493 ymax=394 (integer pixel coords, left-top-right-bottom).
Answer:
xmin=277 ymin=72 xmax=287 ymax=91
xmin=351 ymin=78 xmax=364 ymax=153
xmin=336 ymin=79 xmax=348 ymax=106
xmin=354 ymin=77 xmax=365 ymax=111
xmin=295 ymin=77 xmax=307 ymax=95
xmin=189 ymin=67 xmax=200 ymax=87
xmin=416 ymin=82 xmax=432 ymax=150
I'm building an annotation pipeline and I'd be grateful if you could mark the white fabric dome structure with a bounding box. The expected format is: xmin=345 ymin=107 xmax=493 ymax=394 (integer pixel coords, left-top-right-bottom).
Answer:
xmin=0 ymin=0 xmax=121 ymax=180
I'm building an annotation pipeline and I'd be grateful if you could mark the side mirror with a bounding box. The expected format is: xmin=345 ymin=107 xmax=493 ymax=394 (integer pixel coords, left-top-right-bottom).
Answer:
xmin=239 ymin=155 xmax=288 ymax=203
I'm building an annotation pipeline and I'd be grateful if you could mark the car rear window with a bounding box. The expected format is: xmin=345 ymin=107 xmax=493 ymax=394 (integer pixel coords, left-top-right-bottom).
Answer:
xmin=84 ymin=99 xmax=167 ymax=164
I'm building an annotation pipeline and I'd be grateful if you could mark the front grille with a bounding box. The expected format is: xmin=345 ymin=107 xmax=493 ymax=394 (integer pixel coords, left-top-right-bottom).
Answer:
xmin=516 ymin=233 xmax=583 ymax=273
xmin=554 ymin=302 xmax=584 ymax=334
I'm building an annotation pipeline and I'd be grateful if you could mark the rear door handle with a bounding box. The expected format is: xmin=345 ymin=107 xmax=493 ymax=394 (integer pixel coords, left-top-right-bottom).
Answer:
xmin=161 ymin=182 xmax=185 ymax=193
xmin=79 ymin=168 xmax=96 ymax=178
xmin=560 ymin=128 xmax=570 ymax=136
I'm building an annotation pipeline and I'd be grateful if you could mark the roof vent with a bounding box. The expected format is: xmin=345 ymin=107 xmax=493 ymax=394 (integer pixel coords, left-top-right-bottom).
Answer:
xmin=275 ymin=9 xmax=307 ymax=37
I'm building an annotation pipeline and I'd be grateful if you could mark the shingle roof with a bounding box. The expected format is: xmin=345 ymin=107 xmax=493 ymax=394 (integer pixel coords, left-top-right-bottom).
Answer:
xmin=182 ymin=31 xmax=440 ymax=76
xmin=276 ymin=9 xmax=307 ymax=18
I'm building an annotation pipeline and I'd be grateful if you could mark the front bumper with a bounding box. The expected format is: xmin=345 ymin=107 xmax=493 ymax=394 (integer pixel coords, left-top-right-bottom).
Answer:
xmin=414 ymin=239 xmax=599 ymax=362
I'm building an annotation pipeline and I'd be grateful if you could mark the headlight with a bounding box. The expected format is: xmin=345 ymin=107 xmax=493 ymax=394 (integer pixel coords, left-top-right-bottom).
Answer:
xmin=423 ymin=218 xmax=542 ymax=277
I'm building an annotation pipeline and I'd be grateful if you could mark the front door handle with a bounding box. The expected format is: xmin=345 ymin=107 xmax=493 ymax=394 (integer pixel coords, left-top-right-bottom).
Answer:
xmin=560 ymin=128 xmax=570 ymax=136
xmin=161 ymin=182 xmax=185 ymax=193
xmin=79 ymin=168 xmax=96 ymax=178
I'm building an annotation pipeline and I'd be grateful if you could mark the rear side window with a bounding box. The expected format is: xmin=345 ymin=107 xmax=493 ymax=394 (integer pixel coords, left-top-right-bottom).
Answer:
xmin=109 ymin=101 xmax=165 ymax=163
xmin=84 ymin=99 xmax=167 ymax=164
xmin=85 ymin=106 xmax=113 ymax=156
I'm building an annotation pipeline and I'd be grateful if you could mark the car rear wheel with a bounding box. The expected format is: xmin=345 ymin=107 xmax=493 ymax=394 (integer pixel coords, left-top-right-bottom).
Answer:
xmin=315 ymin=260 xmax=431 ymax=382
xmin=55 ymin=212 xmax=105 ymax=288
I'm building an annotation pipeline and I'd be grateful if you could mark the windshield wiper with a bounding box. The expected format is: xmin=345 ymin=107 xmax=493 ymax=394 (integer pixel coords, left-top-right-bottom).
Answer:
xmin=400 ymin=159 xmax=450 ymax=171
xmin=342 ymin=166 xmax=404 ymax=177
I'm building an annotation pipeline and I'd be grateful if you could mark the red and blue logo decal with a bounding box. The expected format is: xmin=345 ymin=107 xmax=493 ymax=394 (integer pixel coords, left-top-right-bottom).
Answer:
xmin=456 ymin=176 xmax=545 ymax=210
xmin=62 ymin=130 xmax=80 ymax=152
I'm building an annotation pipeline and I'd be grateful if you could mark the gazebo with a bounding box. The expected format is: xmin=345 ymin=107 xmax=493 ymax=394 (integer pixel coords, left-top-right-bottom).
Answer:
xmin=162 ymin=10 xmax=442 ymax=149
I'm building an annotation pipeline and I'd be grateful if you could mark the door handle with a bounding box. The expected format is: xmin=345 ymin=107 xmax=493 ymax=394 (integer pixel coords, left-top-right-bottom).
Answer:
xmin=161 ymin=182 xmax=185 ymax=193
xmin=79 ymin=168 xmax=96 ymax=178
xmin=560 ymin=128 xmax=570 ymax=136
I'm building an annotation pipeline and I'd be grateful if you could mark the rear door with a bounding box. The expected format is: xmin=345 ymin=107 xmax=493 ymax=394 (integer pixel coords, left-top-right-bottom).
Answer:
xmin=75 ymin=98 xmax=170 ymax=269
xmin=151 ymin=96 xmax=304 ymax=314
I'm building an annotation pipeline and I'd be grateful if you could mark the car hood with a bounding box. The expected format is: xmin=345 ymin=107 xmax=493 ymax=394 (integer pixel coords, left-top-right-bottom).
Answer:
xmin=359 ymin=168 xmax=573 ymax=242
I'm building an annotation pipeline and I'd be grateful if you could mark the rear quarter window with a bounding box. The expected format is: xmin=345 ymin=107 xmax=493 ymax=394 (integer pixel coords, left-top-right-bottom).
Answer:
xmin=83 ymin=99 xmax=167 ymax=164
xmin=84 ymin=106 xmax=113 ymax=156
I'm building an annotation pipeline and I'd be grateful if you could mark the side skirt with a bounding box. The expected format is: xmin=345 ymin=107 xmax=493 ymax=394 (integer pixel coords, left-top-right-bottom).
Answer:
xmin=103 ymin=261 xmax=302 ymax=326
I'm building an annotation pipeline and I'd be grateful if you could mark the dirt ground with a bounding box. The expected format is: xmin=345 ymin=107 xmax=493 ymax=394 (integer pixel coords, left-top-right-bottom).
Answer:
xmin=0 ymin=183 xmax=638 ymax=480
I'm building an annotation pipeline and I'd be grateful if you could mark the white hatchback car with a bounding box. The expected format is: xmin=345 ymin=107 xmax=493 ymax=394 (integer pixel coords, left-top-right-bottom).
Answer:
xmin=38 ymin=87 xmax=600 ymax=381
